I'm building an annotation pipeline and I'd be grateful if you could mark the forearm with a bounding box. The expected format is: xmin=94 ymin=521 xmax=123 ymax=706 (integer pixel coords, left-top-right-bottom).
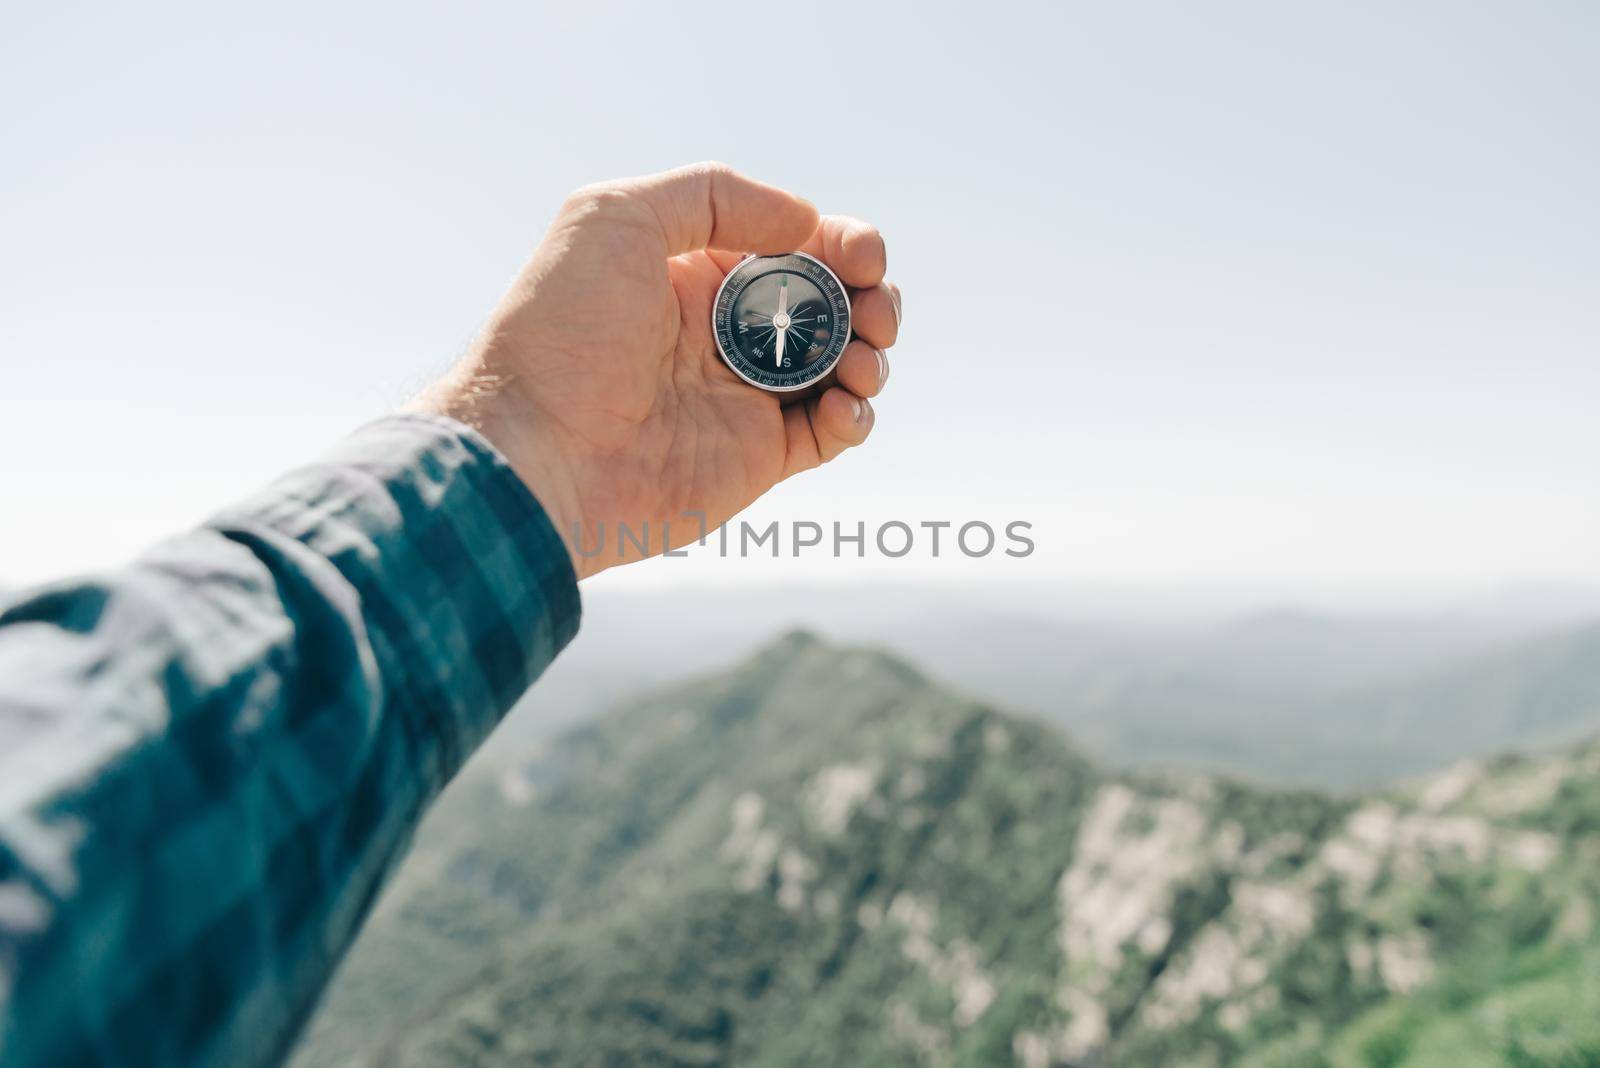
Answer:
xmin=0 ymin=414 xmax=579 ymax=1068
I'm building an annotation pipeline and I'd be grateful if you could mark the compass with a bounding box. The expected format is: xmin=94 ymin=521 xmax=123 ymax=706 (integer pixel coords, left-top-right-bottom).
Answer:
xmin=711 ymin=252 xmax=852 ymax=392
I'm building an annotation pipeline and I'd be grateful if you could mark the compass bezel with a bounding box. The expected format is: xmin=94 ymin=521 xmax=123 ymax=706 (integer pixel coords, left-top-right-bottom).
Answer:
xmin=711 ymin=252 xmax=852 ymax=393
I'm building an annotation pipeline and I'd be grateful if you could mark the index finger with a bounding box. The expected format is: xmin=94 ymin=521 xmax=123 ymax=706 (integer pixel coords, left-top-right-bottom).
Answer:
xmin=706 ymin=214 xmax=887 ymax=289
xmin=601 ymin=161 xmax=819 ymax=257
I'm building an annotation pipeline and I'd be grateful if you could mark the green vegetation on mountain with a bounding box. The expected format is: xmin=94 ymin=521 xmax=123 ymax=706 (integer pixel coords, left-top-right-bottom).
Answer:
xmin=292 ymin=633 xmax=1600 ymax=1068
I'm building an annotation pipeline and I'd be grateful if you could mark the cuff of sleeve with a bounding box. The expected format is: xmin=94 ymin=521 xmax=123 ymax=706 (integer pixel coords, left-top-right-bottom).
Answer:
xmin=209 ymin=412 xmax=581 ymax=775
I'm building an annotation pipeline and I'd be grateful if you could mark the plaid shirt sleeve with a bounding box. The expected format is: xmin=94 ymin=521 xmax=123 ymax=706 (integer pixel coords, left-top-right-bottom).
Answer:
xmin=0 ymin=413 xmax=581 ymax=1068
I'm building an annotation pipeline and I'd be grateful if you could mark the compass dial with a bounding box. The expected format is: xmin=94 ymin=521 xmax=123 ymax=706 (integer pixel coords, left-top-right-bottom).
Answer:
xmin=712 ymin=252 xmax=852 ymax=392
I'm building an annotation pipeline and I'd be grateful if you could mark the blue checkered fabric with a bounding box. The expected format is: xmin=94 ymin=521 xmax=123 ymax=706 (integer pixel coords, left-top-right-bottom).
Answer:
xmin=0 ymin=413 xmax=581 ymax=1068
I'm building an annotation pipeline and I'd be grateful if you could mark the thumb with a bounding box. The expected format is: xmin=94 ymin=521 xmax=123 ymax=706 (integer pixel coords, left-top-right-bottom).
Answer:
xmin=606 ymin=162 xmax=819 ymax=257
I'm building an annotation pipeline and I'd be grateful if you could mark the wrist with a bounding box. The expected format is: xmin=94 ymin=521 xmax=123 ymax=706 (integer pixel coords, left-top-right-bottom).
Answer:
xmin=408 ymin=372 xmax=589 ymax=580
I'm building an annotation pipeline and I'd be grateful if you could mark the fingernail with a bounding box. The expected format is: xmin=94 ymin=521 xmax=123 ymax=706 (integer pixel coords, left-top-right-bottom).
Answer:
xmin=851 ymin=396 xmax=866 ymax=424
xmin=876 ymin=347 xmax=889 ymax=385
xmin=889 ymin=285 xmax=902 ymax=326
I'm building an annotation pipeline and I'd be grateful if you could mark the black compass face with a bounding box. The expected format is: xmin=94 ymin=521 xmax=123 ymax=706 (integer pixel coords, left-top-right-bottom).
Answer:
xmin=712 ymin=252 xmax=851 ymax=392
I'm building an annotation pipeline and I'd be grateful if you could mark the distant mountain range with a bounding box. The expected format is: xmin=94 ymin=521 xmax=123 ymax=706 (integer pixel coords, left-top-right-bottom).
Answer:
xmin=291 ymin=634 xmax=1600 ymax=1068
xmin=502 ymin=589 xmax=1600 ymax=788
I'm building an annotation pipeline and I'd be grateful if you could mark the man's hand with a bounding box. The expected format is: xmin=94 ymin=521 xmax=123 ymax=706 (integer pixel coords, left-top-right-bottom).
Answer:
xmin=413 ymin=162 xmax=900 ymax=580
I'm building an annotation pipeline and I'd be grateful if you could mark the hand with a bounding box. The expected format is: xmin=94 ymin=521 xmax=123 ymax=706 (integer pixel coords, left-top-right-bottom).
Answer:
xmin=411 ymin=162 xmax=900 ymax=580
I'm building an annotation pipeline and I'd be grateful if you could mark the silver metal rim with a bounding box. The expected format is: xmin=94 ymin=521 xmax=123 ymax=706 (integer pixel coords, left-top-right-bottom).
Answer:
xmin=710 ymin=251 xmax=853 ymax=393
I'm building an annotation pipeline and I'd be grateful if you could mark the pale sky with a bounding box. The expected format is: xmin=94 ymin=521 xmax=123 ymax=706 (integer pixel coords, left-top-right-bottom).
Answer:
xmin=2 ymin=2 xmax=1596 ymax=603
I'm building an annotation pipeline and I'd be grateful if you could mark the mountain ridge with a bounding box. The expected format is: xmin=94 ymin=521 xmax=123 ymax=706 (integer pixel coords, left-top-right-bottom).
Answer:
xmin=292 ymin=633 xmax=1600 ymax=1067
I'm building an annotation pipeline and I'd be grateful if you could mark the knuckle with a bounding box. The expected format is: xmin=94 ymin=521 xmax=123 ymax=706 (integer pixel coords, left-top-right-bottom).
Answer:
xmin=559 ymin=185 xmax=603 ymax=218
xmin=560 ymin=183 xmax=640 ymax=225
xmin=563 ymin=182 xmax=613 ymax=206
xmin=687 ymin=160 xmax=734 ymax=179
